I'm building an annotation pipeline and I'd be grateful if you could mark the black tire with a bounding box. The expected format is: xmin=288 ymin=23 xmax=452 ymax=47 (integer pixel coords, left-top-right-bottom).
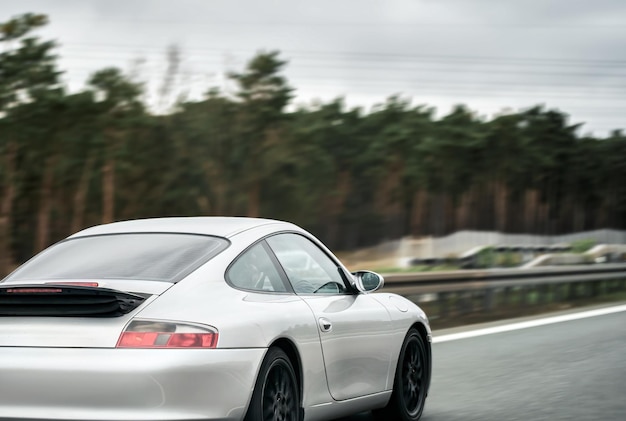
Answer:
xmin=374 ymin=328 xmax=428 ymax=421
xmin=245 ymin=347 xmax=301 ymax=421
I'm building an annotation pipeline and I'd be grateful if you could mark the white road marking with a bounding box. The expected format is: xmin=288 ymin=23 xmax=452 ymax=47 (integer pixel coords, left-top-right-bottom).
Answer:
xmin=432 ymin=304 xmax=626 ymax=343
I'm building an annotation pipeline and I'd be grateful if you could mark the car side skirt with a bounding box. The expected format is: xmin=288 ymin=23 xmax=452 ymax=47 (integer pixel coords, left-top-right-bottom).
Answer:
xmin=304 ymin=391 xmax=392 ymax=421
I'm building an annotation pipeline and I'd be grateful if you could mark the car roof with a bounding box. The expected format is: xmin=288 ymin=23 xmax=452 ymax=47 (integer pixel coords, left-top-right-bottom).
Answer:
xmin=69 ymin=217 xmax=299 ymax=239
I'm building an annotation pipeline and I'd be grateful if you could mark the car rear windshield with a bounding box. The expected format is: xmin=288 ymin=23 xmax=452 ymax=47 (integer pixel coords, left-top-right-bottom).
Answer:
xmin=5 ymin=233 xmax=229 ymax=283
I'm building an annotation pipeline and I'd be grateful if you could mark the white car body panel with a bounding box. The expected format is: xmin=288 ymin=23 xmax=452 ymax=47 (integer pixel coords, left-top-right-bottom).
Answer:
xmin=0 ymin=347 xmax=265 ymax=420
xmin=68 ymin=217 xmax=297 ymax=239
xmin=299 ymin=294 xmax=394 ymax=401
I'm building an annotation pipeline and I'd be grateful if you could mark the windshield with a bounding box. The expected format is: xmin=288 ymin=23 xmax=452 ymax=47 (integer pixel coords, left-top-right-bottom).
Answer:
xmin=4 ymin=233 xmax=229 ymax=283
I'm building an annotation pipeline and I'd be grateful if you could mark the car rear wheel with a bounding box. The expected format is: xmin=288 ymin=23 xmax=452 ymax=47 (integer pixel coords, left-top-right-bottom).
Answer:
xmin=245 ymin=347 xmax=300 ymax=421
xmin=374 ymin=328 xmax=427 ymax=421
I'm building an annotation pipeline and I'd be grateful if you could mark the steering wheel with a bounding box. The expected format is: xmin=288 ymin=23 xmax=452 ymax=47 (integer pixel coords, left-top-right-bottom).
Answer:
xmin=312 ymin=281 xmax=343 ymax=294
xmin=292 ymin=279 xmax=315 ymax=294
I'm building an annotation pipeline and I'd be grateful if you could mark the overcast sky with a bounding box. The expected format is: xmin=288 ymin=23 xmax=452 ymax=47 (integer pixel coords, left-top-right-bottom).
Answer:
xmin=2 ymin=0 xmax=626 ymax=136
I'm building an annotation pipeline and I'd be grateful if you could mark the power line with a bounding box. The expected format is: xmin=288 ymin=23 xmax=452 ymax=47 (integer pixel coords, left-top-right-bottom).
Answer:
xmin=60 ymin=63 xmax=626 ymax=86
xmin=57 ymin=43 xmax=626 ymax=67
xmin=58 ymin=49 xmax=626 ymax=73
xmin=61 ymin=69 xmax=626 ymax=101
xmin=57 ymin=57 xmax=626 ymax=80
xmin=59 ymin=61 xmax=626 ymax=90
xmin=55 ymin=46 xmax=626 ymax=81
xmin=49 ymin=18 xmax=626 ymax=29
xmin=59 ymin=60 xmax=626 ymax=93
xmin=291 ymin=79 xmax=626 ymax=99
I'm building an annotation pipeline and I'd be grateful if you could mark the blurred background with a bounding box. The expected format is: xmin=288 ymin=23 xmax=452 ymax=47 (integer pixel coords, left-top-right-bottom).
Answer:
xmin=1 ymin=0 xmax=625 ymax=277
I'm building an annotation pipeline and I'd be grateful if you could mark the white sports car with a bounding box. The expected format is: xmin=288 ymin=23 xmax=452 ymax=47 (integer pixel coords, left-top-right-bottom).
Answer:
xmin=0 ymin=217 xmax=431 ymax=421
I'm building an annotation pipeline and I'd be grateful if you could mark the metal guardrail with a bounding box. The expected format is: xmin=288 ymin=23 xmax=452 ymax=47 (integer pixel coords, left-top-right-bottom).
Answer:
xmin=382 ymin=263 xmax=626 ymax=293
xmin=381 ymin=264 xmax=626 ymax=322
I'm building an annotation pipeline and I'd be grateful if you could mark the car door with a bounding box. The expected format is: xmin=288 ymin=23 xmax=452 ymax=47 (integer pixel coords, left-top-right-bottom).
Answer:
xmin=266 ymin=233 xmax=394 ymax=401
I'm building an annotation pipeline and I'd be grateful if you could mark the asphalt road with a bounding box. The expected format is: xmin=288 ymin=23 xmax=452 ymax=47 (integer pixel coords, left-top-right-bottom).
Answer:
xmin=337 ymin=306 xmax=626 ymax=421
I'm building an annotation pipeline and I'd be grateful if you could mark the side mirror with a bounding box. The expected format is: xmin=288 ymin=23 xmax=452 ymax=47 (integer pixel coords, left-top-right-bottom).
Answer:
xmin=351 ymin=270 xmax=384 ymax=293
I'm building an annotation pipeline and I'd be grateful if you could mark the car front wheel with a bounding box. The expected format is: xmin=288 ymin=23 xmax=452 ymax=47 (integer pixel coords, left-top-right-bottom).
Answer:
xmin=245 ymin=347 xmax=300 ymax=421
xmin=374 ymin=328 xmax=428 ymax=421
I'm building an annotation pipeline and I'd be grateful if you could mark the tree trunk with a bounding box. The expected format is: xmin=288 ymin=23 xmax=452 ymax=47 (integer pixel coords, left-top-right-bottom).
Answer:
xmin=325 ymin=169 xmax=352 ymax=248
xmin=432 ymin=193 xmax=446 ymax=236
xmin=375 ymin=160 xmax=403 ymax=237
xmin=539 ymin=200 xmax=550 ymax=235
xmin=573 ymin=203 xmax=585 ymax=232
xmin=211 ymin=178 xmax=226 ymax=216
xmin=0 ymin=141 xmax=17 ymax=276
xmin=247 ymin=179 xmax=260 ymax=217
xmin=560 ymin=196 xmax=574 ymax=233
xmin=524 ymin=190 xmax=538 ymax=233
xmin=468 ymin=185 xmax=480 ymax=229
xmin=35 ymin=155 xmax=57 ymax=252
xmin=476 ymin=185 xmax=491 ymax=231
xmin=494 ymin=180 xmax=508 ymax=232
xmin=455 ymin=190 xmax=471 ymax=231
xmin=71 ymin=155 xmax=95 ymax=233
xmin=442 ymin=194 xmax=451 ymax=233
xmin=102 ymin=157 xmax=115 ymax=223
xmin=410 ymin=189 xmax=426 ymax=237
xmin=203 ymin=160 xmax=226 ymax=215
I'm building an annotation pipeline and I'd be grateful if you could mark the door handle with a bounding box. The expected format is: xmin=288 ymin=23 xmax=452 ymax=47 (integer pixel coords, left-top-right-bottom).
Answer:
xmin=318 ymin=317 xmax=332 ymax=332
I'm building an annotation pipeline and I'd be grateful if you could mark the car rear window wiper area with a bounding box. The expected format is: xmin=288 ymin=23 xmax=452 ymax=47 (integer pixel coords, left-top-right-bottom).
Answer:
xmin=0 ymin=285 xmax=146 ymax=317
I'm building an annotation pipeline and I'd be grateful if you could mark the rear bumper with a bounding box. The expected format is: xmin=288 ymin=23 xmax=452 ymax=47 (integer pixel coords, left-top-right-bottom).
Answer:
xmin=0 ymin=347 xmax=266 ymax=420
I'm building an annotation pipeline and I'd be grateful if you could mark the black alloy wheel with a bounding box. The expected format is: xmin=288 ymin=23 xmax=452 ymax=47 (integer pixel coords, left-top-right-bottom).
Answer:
xmin=400 ymin=334 xmax=426 ymax=416
xmin=374 ymin=328 xmax=428 ymax=421
xmin=245 ymin=347 xmax=300 ymax=421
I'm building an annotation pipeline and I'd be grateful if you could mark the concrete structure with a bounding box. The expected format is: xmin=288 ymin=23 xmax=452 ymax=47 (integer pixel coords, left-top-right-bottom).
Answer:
xmin=339 ymin=229 xmax=626 ymax=269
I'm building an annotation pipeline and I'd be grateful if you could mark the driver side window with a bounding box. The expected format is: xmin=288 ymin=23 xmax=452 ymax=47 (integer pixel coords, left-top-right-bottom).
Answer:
xmin=266 ymin=233 xmax=346 ymax=294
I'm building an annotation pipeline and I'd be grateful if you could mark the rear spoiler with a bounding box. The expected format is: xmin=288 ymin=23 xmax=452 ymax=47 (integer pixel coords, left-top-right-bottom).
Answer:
xmin=0 ymin=285 xmax=147 ymax=317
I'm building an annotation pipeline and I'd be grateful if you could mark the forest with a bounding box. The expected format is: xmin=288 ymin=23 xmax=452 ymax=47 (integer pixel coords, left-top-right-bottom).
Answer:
xmin=1 ymin=13 xmax=625 ymax=275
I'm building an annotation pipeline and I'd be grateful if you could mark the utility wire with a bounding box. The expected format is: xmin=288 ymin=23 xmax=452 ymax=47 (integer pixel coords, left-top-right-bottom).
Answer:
xmin=60 ymin=51 xmax=626 ymax=75
xmin=61 ymin=65 xmax=626 ymax=92
xmin=58 ymin=57 xmax=626 ymax=80
xmin=49 ymin=18 xmax=626 ymax=29
xmin=58 ymin=43 xmax=626 ymax=67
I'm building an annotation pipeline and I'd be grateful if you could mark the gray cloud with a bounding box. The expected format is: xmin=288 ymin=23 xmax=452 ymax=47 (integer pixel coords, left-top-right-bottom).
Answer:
xmin=1 ymin=0 xmax=625 ymax=134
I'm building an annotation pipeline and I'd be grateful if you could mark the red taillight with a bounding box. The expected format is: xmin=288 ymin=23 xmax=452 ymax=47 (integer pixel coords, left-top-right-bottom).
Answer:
xmin=45 ymin=282 xmax=99 ymax=287
xmin=117 ymin=320 xmax=218 ymax=349
xmin=166 ymin=333 xmax=217 ymax=347
xmin=5 ymin=288 xmax=63 ymax=293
